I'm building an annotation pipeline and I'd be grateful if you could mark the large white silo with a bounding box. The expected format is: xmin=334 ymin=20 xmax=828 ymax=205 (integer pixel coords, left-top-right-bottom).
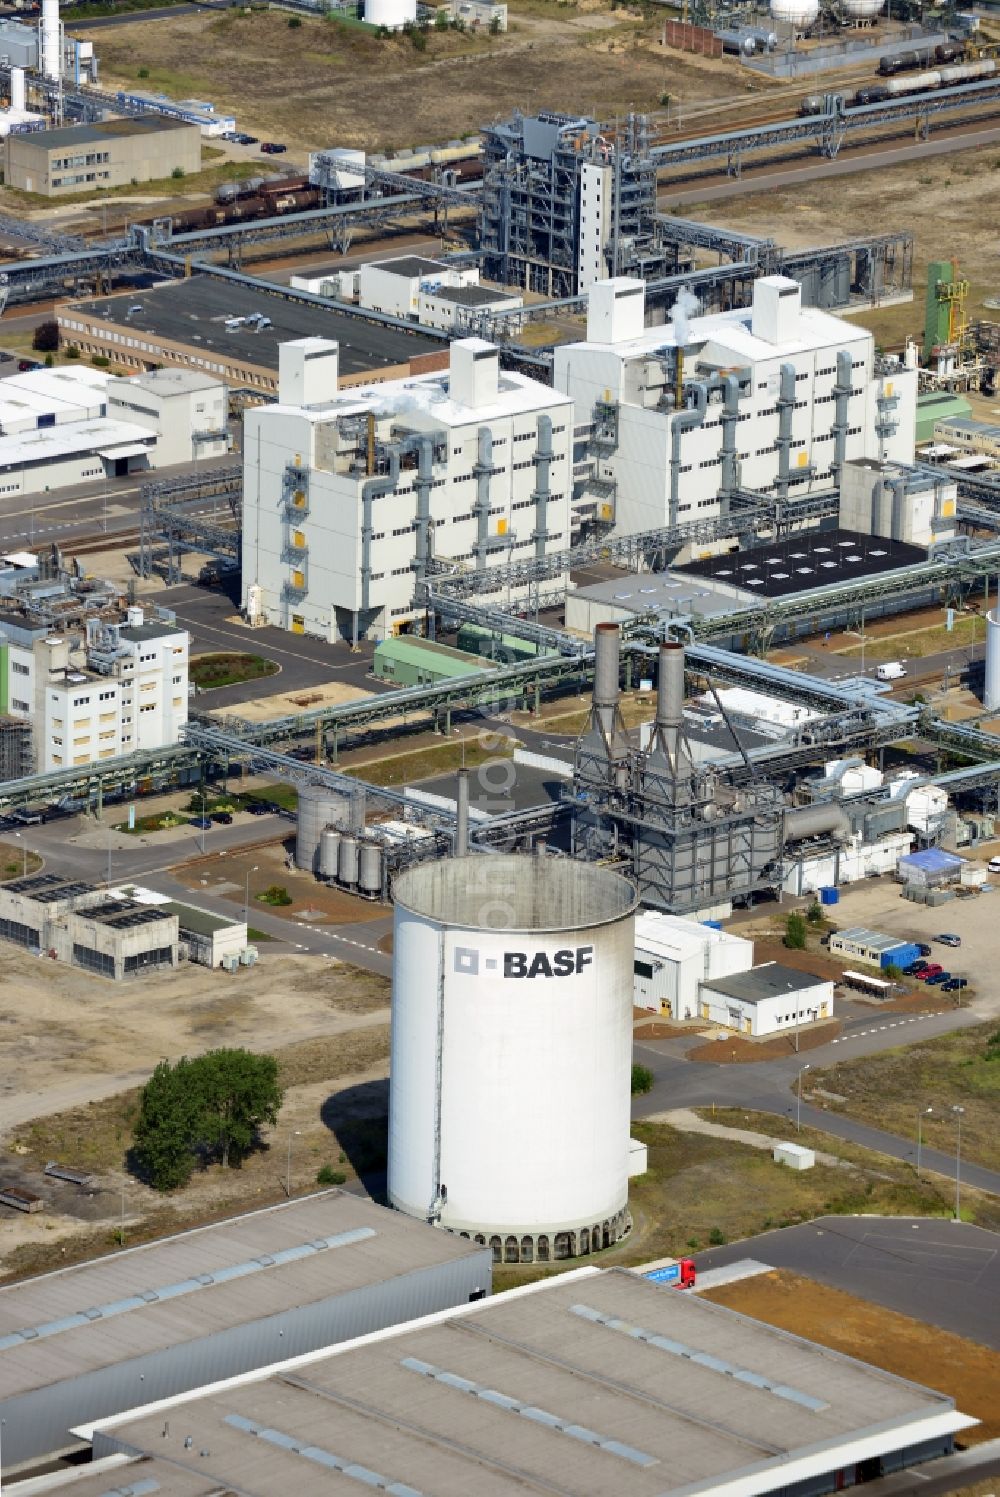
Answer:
xmin=770 ymin=0 xmax=820 ymax=26
xmin=40 ymin=0 xmax=61 ymax=81
xmin=389 ymin=853 xmax=639 ymax=1263
xmin=985 ymin=607 xmax=1000 ymax=711
xmin=842 ymin=0 xmax=884 ymax=18
xmin=365 ymin=0 xmax=417 ymax=29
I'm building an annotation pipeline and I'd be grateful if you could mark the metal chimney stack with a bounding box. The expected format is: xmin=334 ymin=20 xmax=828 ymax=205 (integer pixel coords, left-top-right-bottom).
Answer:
xmin=41 ymin=0 xmax=60 ymax=82
xmin=592 ymin=622 xmax=622 ymax=740
xmin=454 ymin=766 xmax=469 ymax=857
xmin=648 ymin=640 xmax=690 ymax=783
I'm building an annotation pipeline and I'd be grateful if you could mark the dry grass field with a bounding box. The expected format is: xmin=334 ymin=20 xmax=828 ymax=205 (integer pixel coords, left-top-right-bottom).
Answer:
xmin=82 ymin=3 xmax=745 ymax=153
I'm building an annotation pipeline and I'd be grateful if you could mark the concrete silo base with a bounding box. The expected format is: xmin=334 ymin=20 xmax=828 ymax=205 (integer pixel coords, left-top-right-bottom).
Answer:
xmin=444 ymin=1206 xmax=632 ymax=1265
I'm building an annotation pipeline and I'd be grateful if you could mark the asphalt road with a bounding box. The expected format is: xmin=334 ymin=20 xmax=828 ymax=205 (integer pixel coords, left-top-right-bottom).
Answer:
xmin=693 ymin=1216 xmax=1000 ymax=1349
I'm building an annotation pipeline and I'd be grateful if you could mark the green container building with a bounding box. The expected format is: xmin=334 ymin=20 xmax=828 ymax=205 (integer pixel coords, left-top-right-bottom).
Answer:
xmin=915 ymin=391 xmax=972 ymax=446
xmin=373 ymin=636 xmax=487 ymax=687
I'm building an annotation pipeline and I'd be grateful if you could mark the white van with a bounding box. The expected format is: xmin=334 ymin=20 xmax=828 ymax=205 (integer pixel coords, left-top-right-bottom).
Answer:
xmin=876 ymin=661 xmax=908 ymax=681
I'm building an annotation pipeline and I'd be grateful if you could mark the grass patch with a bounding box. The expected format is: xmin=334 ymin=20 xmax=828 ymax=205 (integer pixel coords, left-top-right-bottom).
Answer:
xmin=191 ymin=653 xmax=279 ymax=691
xmin=242 ymin=783 xmax=299 ymax=812
xmin=0 ymin=154 xmax=266 ymax=211
xmin=805 ymin=1023 xmax=1000 ymax=1171
xmin=0 ymin=843 xmax=42 ymax=880
xmin=245 ymin=926 xmax=275 ymax=943
xmin=838 ymin=614 xmax=982 ymax=662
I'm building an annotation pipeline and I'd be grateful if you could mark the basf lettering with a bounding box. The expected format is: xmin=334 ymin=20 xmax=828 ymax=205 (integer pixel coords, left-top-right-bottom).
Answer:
xmin=503 ymin=946 xmax=593 ymax=979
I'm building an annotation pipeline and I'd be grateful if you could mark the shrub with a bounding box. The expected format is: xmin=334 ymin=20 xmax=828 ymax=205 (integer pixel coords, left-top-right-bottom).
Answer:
xmin=631 ymin=1063 xmax=653 ymax=1095
xmin=258 ymin=884 xmax=292 ymax=906
xmin=708 ymin=1226 xmax=726 ymax=1246
xmin=805 ymin=899 xmax=823 ymax=923
xmin=784 ymin=912 xmax=807 ymax=950
xmin=138 ymin=66 xmax=150 ymax=77
xmin=32 ymin=319 xmax=59 ymax=352
xmin=288 ymin=12 xmax=302 ymax=22
xmin=171 ymin=166 xmax=185 ymax=179
xmin=65 ymin=344 xmax=80 ymax=360
xmin=317 ymin=1164 xmax=347 ymax=1186
xmin=90 ymin=355 xmax=110 ymax=368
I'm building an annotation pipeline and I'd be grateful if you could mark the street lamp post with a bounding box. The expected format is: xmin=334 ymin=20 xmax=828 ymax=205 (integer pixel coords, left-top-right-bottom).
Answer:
xmin=244 ymin=864 xmax=259 ymax=926
xmin=796 ymin=1063 xmax=811 ymax=1133
xmin=286 ymin=1129 xmax=301 ymax=1197
xmin=916 ymin=1106 xmax=933 ymax=1175
xmin=12 ymin=833 xmax=25 ymax=878
xmin=952 ymin=1105 xmax=965 ymax=1221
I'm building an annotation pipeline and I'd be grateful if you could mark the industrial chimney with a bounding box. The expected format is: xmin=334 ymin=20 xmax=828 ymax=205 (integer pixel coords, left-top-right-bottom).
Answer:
xmin=646 ymin=640 xmax=693 ymax=788
xmin=40 ymin=0 xmax=61 ymax=83
xmin=579 ymin=622 xmax=628 ymax=766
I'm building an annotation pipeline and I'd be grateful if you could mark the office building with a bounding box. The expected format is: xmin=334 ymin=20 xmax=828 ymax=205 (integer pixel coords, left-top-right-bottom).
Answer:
xmin=4 ymin=117 xmax=200 ymax=196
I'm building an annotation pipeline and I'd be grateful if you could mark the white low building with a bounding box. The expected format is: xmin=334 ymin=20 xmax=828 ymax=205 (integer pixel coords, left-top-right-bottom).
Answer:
xmin=781 ymin=830 xmax=913 ymax=897
xmin=553 ymin=275 xmax=917 ymax=538
xmin=0 ymin=364 xmax=227 ymax=494
xmin=840 ymin=458 xmax=957 ymax=548
xmin=697 ymin=961 xmax=835 ymax=1038
xmin=3 ymin=606 xmax=189 ymax=773
xmin=241 ymin=336 xmax=573 ymax=640
xmin=107 ymin=368 xmax=229 ymax=465
xmin=633 ymin=909 xmax=754 ymax=1019
xmin=358 ymin=255 xmax=480 ymax=321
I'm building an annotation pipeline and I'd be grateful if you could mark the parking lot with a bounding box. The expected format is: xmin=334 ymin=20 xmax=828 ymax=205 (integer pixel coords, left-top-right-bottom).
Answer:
xmin=828 ymin=877 xmax=996 ymax=1015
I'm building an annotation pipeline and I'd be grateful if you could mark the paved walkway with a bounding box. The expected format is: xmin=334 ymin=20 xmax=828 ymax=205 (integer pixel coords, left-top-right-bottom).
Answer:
xmin=649 ymin=1107 xmax=845 ymax=1167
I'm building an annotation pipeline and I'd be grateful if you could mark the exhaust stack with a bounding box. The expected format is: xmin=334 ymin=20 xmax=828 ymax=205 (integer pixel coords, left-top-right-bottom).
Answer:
xmin=647 ymin=640 xmax=691 ymax=782
xmin=580 ymin=622 xmax=628 ymax=764
xmin=454 ymin=767 xmax=469 ymax=857
xmin=40 ymin=0 xmax=60 ymax=82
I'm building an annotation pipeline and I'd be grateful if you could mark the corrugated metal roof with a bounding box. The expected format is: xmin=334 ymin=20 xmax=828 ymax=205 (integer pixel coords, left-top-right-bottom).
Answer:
xmin=90 ymin=1269 xmax=965 ymax=1497
xmin=374 ymin=637 xmax=485 ymax=675
xmin=0 ymin=1193 xmax=482 ymax=1402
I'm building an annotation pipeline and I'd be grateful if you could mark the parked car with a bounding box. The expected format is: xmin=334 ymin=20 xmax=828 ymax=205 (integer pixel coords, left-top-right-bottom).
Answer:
xmin=261 ymin=141 xmax=287 ymax=154
xmin=904 ymin=960 xmax=928 ymax=976
xmin=190 ymin=816 xmax=213 ymax=830
xmin=7 ymin=806 xmax=45 ymax=825
xmin=915 ymin=942 xmax=932 ymax=957
xmin=246 ymin=800 xmax=277 ymax=816
xmin=935 ymin=933 xmax=962 ymax=948
xmin=236 ymin=133 xmax=258 ymax=145
xmin=210 ymin=810 xmax=233 ymax=825
xmin=988 ymin=857 xmax=1000 ymax=874
xmin=942 ymin=977 xmax=968 ymax=992
xmin=221 ymin=130 xmax=240 ymax=141
xmin=925 ymin=971 xmax=951 ymax=986
xmin=916 ymin=964 xmax=943 ymax=981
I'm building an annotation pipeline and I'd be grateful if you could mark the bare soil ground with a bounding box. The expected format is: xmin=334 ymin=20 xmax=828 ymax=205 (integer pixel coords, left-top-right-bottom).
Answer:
xmin=688 ymin=1020 xmax=842 ymax=1063
xmin=702 ymin=1270 xmax=1000 ymax=1445
xmin=80 ymin=4 xmax=744 ymax=154
xmin=178 ymin=839 xmax=389 ymax=923
xmin=677 ymin=147 xmax=1000 ymax=351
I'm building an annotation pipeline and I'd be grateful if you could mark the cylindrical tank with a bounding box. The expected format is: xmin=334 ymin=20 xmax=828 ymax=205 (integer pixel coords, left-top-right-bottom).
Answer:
xmin=358 ymin=841 xmax=382 ymax=898
xmin=41 ymin=0 xmax=60 ymax=81
xmin=365 ymin=0 xmax=416 ymax=28
xmin=985 ymin=607 xmax=1000 ymax=711
xmin=841 ymin=0 xmax=883 ymax=16
xmin=319 ymin=828 xmax=341 ymax=879
xmin=295 ymin=782 xmax=351 ymax=874
xmin=389 ymin=855 xmax=639 ymax=1261
xmin=338 ymin=833 xmax=359 ymax=887
xmin=769 ymin=0 xmax=820 ymax=25
xmin=10 ymin=67 xmax=25 ymax=111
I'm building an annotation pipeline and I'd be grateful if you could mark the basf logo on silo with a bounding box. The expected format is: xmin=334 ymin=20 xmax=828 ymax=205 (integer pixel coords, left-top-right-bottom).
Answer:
xmin=454 ymin=945 xmax=594 ymax=979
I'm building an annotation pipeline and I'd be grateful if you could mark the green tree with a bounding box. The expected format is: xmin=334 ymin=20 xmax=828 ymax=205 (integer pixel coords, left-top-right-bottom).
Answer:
xmin=195 ymin=1049 xmax=282 ymax=1168
xmin=132 ymin=1049 xmax=283 ymax=1189
xmin=805 ymin=899 xmax=823 ymax=924
xmin=784 ymin=912 xmax=807 ymax=950
xmin=132 ymin=1058 xmax=204 ymax=1190
xmin=631 ymin=1063 xmax=653 ymax=1095
xmin=32 ymin=319 xmax=59 ymax=352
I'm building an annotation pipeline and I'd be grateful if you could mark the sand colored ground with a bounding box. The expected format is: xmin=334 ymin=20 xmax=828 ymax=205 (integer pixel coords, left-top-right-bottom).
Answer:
xmin=207 ymin=677 xmax=373 ymax=723
xmin=703 ymin=1270 xmax=1000 ymax=1444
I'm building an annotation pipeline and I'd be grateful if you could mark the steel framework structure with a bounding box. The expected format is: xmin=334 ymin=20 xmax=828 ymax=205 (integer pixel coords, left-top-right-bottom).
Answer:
xmin=137 ymin=465 xmax=242 ymax=583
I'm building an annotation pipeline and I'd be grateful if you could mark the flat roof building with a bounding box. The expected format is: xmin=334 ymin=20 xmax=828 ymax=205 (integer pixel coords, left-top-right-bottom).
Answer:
xmin=697 ymin=960 xmax=835 ymax=1037
xmin=78 ymin=1265 xmax=975 ymax=1495
xmin=5 ymin=118 xmax=201 ymax=197
xmin=0 ymin=1191 xmax=490 ymax=1472
xmin=59 ymin=280 xmax=449 ymax=396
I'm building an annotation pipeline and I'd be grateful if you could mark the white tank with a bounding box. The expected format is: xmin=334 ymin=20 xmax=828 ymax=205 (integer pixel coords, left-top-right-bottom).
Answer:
xmin=842 ymin=0 xmax=883 ymax=16
xmin=769 ymin=0 xmax=820 ymax=25
xmin=389 ymin=854 xmax=638 ymax=1262
xmin=985 ymin=607 xmax=1000 ymax=711
xmin=365 ymin=0 xmax=416 ymax=28
xmin=41 ymin=0 xmax=60 ymax=81
xmin=358 ymin=840 xmax=382 ymax=898
xmin=319 ymin=828 xmax=341 ymax=879
xmin=10 ymin=68 xmax=25 ymax=112
xmin=295 ymin=782 xmax=353 ymax=873
xmin=338 ymin=833 xmax=359 ymax=886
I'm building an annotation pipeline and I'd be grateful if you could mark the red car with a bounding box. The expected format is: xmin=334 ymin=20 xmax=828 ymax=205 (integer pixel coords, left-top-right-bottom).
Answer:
xmin=917 ymin=963 xmax=943 ymax=981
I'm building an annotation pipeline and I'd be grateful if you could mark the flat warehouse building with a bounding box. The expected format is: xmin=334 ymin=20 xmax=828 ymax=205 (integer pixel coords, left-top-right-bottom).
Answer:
xmin=76 ymin=1267 xmax=976 ymax=1496
xmin=697 ymin=960 xmax=835 ymax=1037
xmin=59 ymin=280 xmax=449 ymax=396
xmin=5 ymin=118 xmax=201 ymax=196
xmin=0 ymin=1191 xmax=490 ymax=1472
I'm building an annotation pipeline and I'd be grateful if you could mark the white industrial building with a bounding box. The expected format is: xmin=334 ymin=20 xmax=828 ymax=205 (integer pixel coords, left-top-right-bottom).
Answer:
xmin=241 ymin=336 xmax=573 ymax=640
xmin=309 ymin=254 xmax=524 ymax=333
xmin=781 ymin=830 xmax=913 ymax=896
xmin=553 ymin=275 xmax=917 ymax=538
xmin=106 ymin=367 xmax=229 ymax=465
xmin=697 ymin=961 xmax=835 ymax=1037
xmin=358 ymin=254 xmax=480 ymax=320
xmin=633 ymin=909 xmax=753 ymax=1018
xmin=840 ymin=457 xmax=957 ymax=547
xmin=2 ymin=606 xmax=189 ymax=772
xmin=0 ymin=363 xmax=227 ymax=494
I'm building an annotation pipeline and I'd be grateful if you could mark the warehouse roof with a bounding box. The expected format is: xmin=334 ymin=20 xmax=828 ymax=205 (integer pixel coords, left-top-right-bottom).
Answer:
xmin=16 ymin=117 xmax=196 ymax=150
xmin=701 ymin=961 xmax=830 ymax=1004
xmin=158 ymin=900 xmax=242 ymax=936
xmin=375 ymin=254 xmax=450 ymax=278
xmin=69 ymin=280 xmax=446 ymax=381
xmin=425 ymin=283 xmax=519 ymax=307
xmin=0 ymin=417 xmax=154 ymax=473
xmin=0 ymin=1192 xmax=486 ymax=1404
xmin=85 ymin=1267 xmax=973 ymax=1497
xmin=679 ymin=529 xmax=927 ymax=599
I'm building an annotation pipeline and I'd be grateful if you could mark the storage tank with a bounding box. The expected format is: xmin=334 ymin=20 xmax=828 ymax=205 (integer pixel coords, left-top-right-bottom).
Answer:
xmin=358 ymin=840 xmax=382 ymax=899
xmin=770 ymin=0 xmax=820 ymax=25
xmin=984 ymin=607 xmax=1000 ymax=711
xmin=389 ymin=854 xmax=638 ymax=1262
xmin=294 ymin=782 xmax=352 ymax=874
xmin=319 ymin=828 xmax=341 ymax=880
xmin=338 ymin=833 xmax=359 ymax=887
xmin=41 ymin=0 xmax=60 ymax=81
xmin=365 ymin=0 xmax=416 ymax=28
xmin=841 ymin=0 xmax=883 ymax=16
